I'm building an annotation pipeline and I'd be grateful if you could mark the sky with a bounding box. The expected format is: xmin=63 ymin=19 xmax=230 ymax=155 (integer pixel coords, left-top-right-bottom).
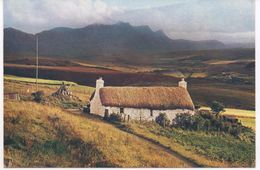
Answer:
xmin=4 ymin=0 xmax=255 ymax=43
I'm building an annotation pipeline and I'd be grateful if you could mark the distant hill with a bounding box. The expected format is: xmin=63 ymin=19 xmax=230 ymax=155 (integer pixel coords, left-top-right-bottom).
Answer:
xmin=4 ymin=22 xmax=227 ymax=59
xmin=226 ymin=42 xmax=255 ymax=49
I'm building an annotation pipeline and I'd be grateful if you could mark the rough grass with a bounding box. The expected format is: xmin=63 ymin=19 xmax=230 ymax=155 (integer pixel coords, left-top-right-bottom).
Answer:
xmin=4 ymin=101 xmax=193 ymax=168
xmin=4 ymin=78 xmax=94 ymax=102
xmin=121 ymin=122 xmax=255 ymax=167
xmin=4 ymin=75 xmax=77 ymax=85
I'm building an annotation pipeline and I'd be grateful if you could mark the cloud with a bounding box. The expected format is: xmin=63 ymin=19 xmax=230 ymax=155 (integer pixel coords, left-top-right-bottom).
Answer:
xmin=112 ymin=0 xmax=255 ymax=43
xmin=4 ymin=0 xmax=123 ymax=33
xmin=4 ymin=0 xmax=254 ymax=43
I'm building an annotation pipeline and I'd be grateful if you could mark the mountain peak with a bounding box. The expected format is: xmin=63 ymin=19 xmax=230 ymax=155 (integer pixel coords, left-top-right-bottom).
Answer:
xmin=155 ymin=30 xmax=167 ymax=37
xmin=115 ymin=21 xmax=131 ymax=26
xmin=49 ymin=27 xmax=73 ymax=32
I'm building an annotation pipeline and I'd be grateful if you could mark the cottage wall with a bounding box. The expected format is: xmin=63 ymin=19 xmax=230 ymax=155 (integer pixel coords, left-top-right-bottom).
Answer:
xmin=90 ymin=78 xmax=105 ymax=116
xmin=104 ymin=106 xmax=194 ymax=122
xmin=90 ymin=95 xmax=105 ymax=116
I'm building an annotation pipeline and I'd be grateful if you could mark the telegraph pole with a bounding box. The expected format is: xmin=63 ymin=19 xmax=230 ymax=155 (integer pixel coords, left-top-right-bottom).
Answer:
xmin=36 ymin=35 xmax=39 ymax=91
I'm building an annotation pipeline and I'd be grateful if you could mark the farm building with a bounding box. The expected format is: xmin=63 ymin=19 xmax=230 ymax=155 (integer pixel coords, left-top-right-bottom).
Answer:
xmin=89 ymin=77 xmax=195 ymax=122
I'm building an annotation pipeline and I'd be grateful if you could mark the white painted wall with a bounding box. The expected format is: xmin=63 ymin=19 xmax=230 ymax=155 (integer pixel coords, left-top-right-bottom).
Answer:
xmin=90 ymin=78 xmax=105 ymax=116
xmin=178 ymin=78 xmax=187 ymax=89
xmin=104 ymin=106 xmax=194 ymax=122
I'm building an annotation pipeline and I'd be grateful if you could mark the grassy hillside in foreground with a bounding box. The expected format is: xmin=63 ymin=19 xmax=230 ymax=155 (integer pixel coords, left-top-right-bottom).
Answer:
xmin=119 ymin=122 xmax=255 ymax=167
xmin=4 ymin=101 xmax=193 ymax=168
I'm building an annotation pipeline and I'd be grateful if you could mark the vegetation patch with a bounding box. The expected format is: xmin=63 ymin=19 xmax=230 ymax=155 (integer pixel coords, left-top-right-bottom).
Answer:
xmin=122 ymin=121 xmax=255 ymax=167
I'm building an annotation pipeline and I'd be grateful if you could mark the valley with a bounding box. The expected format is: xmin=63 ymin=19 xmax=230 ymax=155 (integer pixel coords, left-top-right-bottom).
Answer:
xmin=4 ymin=47 xmax=255 ymax=110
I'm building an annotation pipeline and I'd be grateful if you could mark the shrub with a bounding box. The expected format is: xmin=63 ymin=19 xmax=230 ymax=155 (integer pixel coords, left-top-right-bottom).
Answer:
xmin=31 ymin=91 xmax=45 ymax=103
xmin=172 ymin=111 xmax=253 ymax=138
xmin=173 ymin=113 xmax=193 ymax=129
xmin=194 ymin=103 xmax=201 ymax=110
xmin=210 ymin=101 xmax=225 ymax=115
xmin=155 ymin=113 xmax=170 ymax=127
xmin=107 ymin=113 xmax=122 ymax=122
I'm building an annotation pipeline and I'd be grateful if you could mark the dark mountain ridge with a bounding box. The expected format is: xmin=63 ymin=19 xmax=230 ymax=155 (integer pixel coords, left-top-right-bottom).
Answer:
xmin=4 ymin=22 xmax=227 ymax=59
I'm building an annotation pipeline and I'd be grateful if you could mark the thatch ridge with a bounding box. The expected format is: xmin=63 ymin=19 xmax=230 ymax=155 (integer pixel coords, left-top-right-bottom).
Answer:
xmin=99 ymin=86 xmax=194 ymax=110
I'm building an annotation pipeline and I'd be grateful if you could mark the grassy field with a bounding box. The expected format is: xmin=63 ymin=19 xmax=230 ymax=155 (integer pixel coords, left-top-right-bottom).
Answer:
xmin=4 ymin=101 xmax=193 ymax=167
xmin=4 ymin=74 xmax=77 ymax=85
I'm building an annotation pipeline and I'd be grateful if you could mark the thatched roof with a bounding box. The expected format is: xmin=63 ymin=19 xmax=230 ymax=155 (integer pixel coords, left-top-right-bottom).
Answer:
xmin=99 ymin=87 xmax=194 ymax=110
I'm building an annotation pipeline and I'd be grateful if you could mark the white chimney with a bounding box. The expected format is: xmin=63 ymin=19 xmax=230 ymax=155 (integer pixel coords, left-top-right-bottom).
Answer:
xmin=178 ymin=78 xmax=187 ymax=89
xmin=96 ymin=77 xmax=104 ymax=90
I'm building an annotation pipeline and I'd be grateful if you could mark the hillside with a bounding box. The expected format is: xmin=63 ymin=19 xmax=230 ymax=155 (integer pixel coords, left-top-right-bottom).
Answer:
xmin=4 ymin=101 xmax=194 ymax=167
xmin=4 ymin=22 xmax=226 ymax=59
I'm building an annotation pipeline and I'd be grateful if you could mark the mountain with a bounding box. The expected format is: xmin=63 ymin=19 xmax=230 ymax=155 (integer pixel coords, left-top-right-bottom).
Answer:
xmin=4 ymin=27 xmax=35 ymax=56
xmin=225 ymin=42 xmax=255 ymax=49
xmin=4 ymin=22 xmax=226 ymax=59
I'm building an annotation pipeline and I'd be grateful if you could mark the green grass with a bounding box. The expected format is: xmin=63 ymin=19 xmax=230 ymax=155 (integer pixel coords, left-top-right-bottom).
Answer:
xmin=4 ymin=75 xmax=77 ymax=85
xmin=122 ymin=122 xmax=255 ymax=167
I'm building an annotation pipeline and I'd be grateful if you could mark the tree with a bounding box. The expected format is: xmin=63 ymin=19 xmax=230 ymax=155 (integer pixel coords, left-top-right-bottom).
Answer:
xmin=210 ymin=101 xmax=225 ymax=116
xmin=155 ymin=113 xmax=170 ymax=127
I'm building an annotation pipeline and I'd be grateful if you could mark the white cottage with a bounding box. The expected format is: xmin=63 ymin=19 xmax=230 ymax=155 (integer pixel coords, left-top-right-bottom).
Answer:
xmin=90 ymin=77 xmax=195 ymax=122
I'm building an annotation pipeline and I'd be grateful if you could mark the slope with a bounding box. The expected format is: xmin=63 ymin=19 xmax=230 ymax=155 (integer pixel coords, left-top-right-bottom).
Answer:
xmin=4 ymin=100 xmax=194 ymax=168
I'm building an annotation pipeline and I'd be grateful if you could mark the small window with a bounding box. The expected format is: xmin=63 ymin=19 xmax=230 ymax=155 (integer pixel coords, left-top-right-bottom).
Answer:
xmin=150 ymin=109 xmax=153 ymax=117
xmin=120 ymin=107 xmax=124 ymax=113
xmin=105 ymin=109 xmax=109 ymax=114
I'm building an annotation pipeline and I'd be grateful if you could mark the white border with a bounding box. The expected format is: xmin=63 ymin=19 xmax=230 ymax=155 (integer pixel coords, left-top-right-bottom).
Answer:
xmin=0 ymin=0 xmax=258 ymax=169
xmin=0 ymin=0 xmax=4 ymax=168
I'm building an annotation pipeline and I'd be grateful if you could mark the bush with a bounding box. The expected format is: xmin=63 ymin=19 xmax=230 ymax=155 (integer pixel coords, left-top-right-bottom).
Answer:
xmin=172 ymin=111 xmax=253 ymax=138
xmin=173 ymin=113 xmax=193 ymax=129
xmin=31 ymin=91 xmax=45 ymax=103
xmin=155 ymin=113 xmax=170 ymax=127
xmin=106 ymin=113 xmax=122 ymax=122
xmin=194 ymin=103 xmax=201 ymax=110
xmin=210 ymin=101 xmax=225 ymax=115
